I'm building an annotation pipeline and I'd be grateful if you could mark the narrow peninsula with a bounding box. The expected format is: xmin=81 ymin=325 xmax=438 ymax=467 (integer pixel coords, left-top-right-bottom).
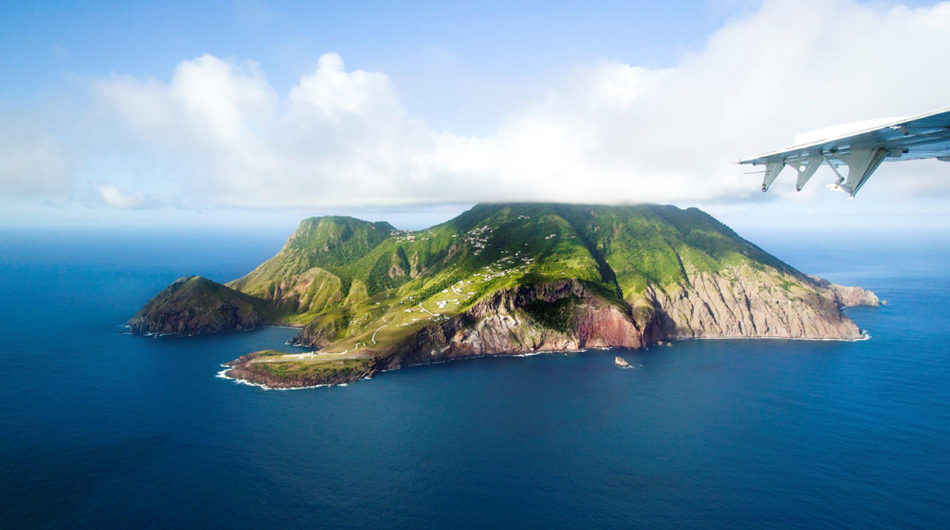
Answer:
xmin=129 ymin=203 xmax=878 ymax=388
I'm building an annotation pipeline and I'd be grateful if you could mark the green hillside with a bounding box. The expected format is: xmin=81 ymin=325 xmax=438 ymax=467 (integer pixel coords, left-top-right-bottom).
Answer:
xmin=131 ymin=203 xmax=876 ymax=387
xmin=232 ymin=203 xmax=795 ymax=338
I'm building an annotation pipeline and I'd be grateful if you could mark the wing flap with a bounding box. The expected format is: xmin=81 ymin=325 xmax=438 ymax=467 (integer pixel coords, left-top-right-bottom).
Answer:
xmin=738 ymin=106 xmax=950 ymax=196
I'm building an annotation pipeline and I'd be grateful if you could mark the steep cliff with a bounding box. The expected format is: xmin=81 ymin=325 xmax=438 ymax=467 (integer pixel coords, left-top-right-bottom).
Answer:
xmin=378 ymin=280 xmax=645 ymax=371
xmin=129 ymin=203 xmax=879 ymax=387
xmin=647 ymin=264 xmax=863 ymax=340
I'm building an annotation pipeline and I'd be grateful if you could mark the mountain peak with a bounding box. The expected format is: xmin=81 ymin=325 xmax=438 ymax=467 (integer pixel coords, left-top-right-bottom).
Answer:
xmin=131 ymin=203 xmax=878 ymax=388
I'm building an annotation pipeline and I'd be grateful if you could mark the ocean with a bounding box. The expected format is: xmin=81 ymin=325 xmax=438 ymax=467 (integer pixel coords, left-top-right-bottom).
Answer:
xmin=1 ymin=227 xmax=948 ymax=528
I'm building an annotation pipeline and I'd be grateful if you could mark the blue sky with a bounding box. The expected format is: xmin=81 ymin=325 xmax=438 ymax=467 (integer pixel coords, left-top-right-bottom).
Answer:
xmin=1 ymin=1 xmax=742 ymax=131
xmin=1 ymin=0 xmax=949 ymax=233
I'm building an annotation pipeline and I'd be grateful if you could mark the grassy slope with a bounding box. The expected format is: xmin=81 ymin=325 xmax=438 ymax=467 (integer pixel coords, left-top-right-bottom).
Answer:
xmin=246 ymin=350 xmax=374 ymax=380
xmin=226 ymin=203 xmax=818 ymax=370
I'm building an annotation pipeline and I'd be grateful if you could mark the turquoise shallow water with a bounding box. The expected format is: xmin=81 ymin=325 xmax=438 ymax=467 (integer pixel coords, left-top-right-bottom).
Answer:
xmin=0 ymin=228 xmax=949 ymax=528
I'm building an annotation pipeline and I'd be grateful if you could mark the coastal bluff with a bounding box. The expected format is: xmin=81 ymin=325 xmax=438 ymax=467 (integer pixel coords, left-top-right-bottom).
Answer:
xmin=129 ymin=203 xmax=878 ymax=388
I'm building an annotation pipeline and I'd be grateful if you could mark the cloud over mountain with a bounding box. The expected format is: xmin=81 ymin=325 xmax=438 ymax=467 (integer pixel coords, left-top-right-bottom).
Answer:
xmin=10 ymin=0 xmax=950 ymax=209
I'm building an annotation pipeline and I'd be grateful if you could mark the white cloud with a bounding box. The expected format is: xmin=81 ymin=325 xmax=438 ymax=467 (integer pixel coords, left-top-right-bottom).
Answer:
xmin=0 ymin=127 xmax=72 ymax=197
xmin=90 ymin=0 xmax=950 ymax=208
xmin=93 ymin=181 xmax=147 ymax=209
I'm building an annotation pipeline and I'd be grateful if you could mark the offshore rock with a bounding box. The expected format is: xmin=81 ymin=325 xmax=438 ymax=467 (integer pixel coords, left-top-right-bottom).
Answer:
xmin=127 ymin=276 xmax=273 ymax=335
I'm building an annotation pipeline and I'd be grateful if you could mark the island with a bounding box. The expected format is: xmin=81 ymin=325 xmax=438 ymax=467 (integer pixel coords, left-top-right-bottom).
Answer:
xmin=128 ymin=203 xmax=879 ymax=388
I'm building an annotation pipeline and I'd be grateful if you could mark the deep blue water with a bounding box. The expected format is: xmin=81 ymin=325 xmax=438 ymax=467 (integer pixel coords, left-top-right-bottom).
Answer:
xmin=1 ymin=227 xmax=949 ymax=528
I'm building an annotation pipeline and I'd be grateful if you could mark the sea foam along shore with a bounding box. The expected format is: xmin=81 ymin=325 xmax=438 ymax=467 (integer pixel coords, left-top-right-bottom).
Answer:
xmin=212 ymin=348 xmax=589 ymax=390
xmin=689 ymin=332 xmax=871 ymax=343
xmin=214 ymin=328 xmax=871 ymax=391
xmin=215 ymin=345 xmax=636 ymax=391
xmin=215 ymin=365 xmax=346 ymax=391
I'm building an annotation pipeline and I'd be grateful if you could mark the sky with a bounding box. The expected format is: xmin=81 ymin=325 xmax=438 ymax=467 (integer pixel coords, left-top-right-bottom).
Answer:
xmin=1 ymin=0 xmax=949 ymax=234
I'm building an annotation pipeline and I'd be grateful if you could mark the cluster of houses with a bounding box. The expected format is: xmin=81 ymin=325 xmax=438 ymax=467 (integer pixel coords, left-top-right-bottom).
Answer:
xmin=462 ymin=225 xmax=494 ymax=255
xmin=471 ymin=251 xmax=533 ymax=284
xmin=390 ymin=229 xmax=432 ymax=243
xmin=381 ymin=230 xmax=544 ymax=330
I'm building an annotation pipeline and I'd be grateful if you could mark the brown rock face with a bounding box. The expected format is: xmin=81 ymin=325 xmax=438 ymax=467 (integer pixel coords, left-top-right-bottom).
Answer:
xmin=367 ymin=270 xmax=877 ymax=375
xmin=296 ymin=268 xmax=877 ymax=381
xmin=819 ymin=279 xmax=881 ymax=307
xmin=646 ymin=265 xmax=871 ymax=340
xmin=575 ymin=301 xmax=645 ymax=348
xmin=377 ymin=280 xmax=645 ymax=371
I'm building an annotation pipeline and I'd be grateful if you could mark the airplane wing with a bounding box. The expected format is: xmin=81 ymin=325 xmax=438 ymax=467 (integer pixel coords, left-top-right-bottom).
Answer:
xmin=738 ymin=106 xmax=950 ymax=196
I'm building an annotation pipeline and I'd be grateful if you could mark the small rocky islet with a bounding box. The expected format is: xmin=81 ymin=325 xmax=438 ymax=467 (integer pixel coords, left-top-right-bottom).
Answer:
xmin=128 ymin=203 xmax=878 ymax=388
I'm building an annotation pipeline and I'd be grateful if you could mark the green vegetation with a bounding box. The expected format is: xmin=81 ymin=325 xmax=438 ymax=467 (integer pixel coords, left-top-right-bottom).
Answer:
xmin=138 ymin=202 xmax=826 ymax=382
xmin=244 ymin=350 xmax=374 ymax=382
xmin=230 ymin=203 xmax=791 ymax=342
xmin=523 ymin=296 xmax=581 ymax=333
xmin=222 ymin=203 xmax=799 ymax=351
xmin=127 ymin=275 xmax=274 ymax=334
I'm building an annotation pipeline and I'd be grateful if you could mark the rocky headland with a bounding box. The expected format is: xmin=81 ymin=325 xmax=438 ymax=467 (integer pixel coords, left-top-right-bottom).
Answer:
xmin=130 ymin=203 xmax=878 ymax=388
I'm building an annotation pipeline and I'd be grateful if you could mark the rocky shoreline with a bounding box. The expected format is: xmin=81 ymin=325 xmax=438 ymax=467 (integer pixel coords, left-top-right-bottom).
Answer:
xmin=211 ymin=273 xmax=879 ymax=389
xmin=222 ymin=288 xmax=879 ymax=390
xmin=127 ymin=203 xmax=881 ymax=390
xmin=207 ymin=274 xmax=878 ymax=389
xmin=221 ymin=352 xmax=377 ymax=389
xmin=219 ymin=324 xmax=875 ymax=389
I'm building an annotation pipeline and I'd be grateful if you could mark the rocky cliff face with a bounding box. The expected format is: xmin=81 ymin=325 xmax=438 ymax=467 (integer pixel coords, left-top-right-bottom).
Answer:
xmin=367 ymin=269 xmax=876 ymax=373
xmin=377 ymin=280 xmax=645 ymax=370
xmin=814 ymin=277 xmax=881 ymax=307
xmin=646 ymin=264 xmax=875 ymax=340
xmin=129 ymin=203 xmax=881 ymax=389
